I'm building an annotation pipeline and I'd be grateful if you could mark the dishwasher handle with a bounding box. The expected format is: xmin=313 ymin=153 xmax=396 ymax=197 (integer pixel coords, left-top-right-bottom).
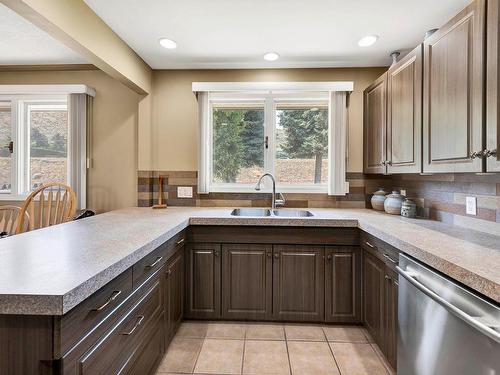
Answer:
xmin=396 ymin=265 xmax=500 ymax=344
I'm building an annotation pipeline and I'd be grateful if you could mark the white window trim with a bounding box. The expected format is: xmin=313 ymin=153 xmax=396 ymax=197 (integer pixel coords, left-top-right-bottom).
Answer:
xmin=0 ymin=90 xmax=91 ymax=207
xmin=198 ymin=88 xmax=349 ymax=194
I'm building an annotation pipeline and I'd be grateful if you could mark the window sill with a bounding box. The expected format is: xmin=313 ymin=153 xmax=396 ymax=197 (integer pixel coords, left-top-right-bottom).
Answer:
xmin=206 ymin=184 xmax=330 ymax=194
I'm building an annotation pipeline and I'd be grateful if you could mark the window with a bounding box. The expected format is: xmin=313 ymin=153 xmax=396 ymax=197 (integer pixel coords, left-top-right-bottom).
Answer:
xmin=208 ymin=92 xmax=331 ymax=192
xmin=196 ymin=82 xmax=351 ymax=195
xmin=0 ymin=96 xmax=69 ymax=200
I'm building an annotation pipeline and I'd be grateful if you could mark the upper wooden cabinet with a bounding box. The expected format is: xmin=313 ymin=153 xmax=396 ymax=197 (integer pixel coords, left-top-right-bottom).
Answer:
xmin=363 ymin=73 xmax=387 ymax=174
xmin=487 ymin=0 xmax=500 ymax=171
xmin=387 ymin=45 xmax=423 ymax=174
xmin=423 ymin=0 xmax=485 ymax=173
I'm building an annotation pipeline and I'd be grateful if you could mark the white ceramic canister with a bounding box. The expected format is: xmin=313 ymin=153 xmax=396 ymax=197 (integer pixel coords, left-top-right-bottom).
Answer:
xmin=371 ymin=188 xmax=388 ymax=211
xmin=384 ymin=191 xmax=405 ymax=215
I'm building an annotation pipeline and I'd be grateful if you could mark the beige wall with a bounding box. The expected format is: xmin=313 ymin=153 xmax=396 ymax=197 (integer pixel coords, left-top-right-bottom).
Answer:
xmin=147 ymin=68 xmax=386 ymax=173
xmin=0 ymin=69 xmax=141 ymax=213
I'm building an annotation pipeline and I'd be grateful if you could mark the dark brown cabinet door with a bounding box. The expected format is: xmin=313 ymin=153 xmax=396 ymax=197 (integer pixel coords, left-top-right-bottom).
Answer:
xmin=487 ymin=0 xmax=500 ymax=172
xmin=383 ymin=268 xmax=398 ymax=370
xmin=362 ymin=249 xmax=385 ymax=349
xmin=364 ymin=72 xmax=388 ymax=174
xmin=423 ymin=0 xmax=485 ymax=173
xmin=185 ymin=243 xmax=221 ymax=319
xmin=222 ymin=244 xmax=272 ymax=320
xmin=387 ymin=44 xmax=423 ymax=174
xmin=165 ymin=248 xmax=184 ymax=343
xmin=325 ymin=246 xmax=361 ymax=323
xmin=273 ymin=245 xmax=324 ymax=322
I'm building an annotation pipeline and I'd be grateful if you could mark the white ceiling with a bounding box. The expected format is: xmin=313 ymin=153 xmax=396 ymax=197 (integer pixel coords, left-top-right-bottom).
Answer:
xmin=0 ymin=3 xmax=86 ymax=65
xmin=85 ymin=0 xmax=470 ymax=69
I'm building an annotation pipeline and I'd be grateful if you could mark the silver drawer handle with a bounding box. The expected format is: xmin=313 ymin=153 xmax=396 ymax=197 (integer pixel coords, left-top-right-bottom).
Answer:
xmin=93 ymin=290 xmax=122 ymax=311
xmin=383 ymin=253 xmax=397 ymax=264
xmin=175 ymin=238 xmax=185 ymax=246
xmin=121 ymin=315 xmax=145 ymax=336
xmin=365 ymin=241 xmax=375 ymax=249
xmin=146 ymin=256 xmax=163 ymax=268
xmin=396 ymin=266 xmax=500 ymax=344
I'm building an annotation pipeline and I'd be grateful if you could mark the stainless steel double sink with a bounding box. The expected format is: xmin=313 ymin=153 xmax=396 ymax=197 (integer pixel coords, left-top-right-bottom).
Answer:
xmin=230 ymin=208 xmax=313 ymax=217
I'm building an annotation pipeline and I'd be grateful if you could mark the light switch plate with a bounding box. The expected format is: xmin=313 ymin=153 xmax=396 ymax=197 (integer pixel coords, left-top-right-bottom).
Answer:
xmin=466 ymin=196 xmax=477 ymax=215
xmin=177 ymin=186 xmax=193 ymax=198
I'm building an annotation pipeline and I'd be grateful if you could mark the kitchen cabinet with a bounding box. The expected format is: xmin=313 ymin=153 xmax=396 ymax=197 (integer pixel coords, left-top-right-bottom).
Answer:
xmin=423 ymin=0 xmax=485 ymax=173
xmin=362 ymin=249 xmax=385 ymax=347
xmin=165 ymin=247 xmax=184 ymax=344
xmin=363 ymin=73 xmax=387 ymax=174
xmin=222 ymin=244 xmax=273 ymax=320
xmin=185 ymin=243 xmax=222 ymax=319
xmin=325 ymin=246 xmax=361 ymax=323
xmin=384 ymin=268 xmax=398 ymax=370
xmin=361 ymin=232 xmax=400 ymax=371
xmin=487 ymin=0 xmax=500 ymax=171
xmin=273 ymin=245 xmax=324 ymax=322
xmin=387 ymin=44 xmax=423 ymax=174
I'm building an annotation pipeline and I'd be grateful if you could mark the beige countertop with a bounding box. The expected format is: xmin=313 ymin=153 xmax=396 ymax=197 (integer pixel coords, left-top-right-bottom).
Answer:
xmin=0 ymin=207 xmax=498 ymax=315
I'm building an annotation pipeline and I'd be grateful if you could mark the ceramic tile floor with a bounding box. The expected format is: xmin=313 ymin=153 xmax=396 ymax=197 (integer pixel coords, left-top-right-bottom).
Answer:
xmin=156 ymin=321 xmax=395 ymax=375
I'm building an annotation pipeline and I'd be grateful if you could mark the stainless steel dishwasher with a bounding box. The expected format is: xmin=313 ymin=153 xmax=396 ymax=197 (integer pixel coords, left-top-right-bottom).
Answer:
xmin=396 ymin=254 xmax=500 ymax=375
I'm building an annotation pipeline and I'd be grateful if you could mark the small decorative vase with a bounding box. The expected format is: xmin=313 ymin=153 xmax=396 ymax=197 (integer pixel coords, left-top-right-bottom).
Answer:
xmin=384 ymin=191 xmax=405 ymax=215
xmin=401 ymin=198 xmax=417 ymax=218
xmin=371 ymin=188 xmax=388 ymax=211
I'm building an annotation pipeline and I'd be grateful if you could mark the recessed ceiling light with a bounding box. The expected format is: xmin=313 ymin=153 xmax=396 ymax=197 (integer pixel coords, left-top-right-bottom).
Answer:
xmin=358 ymin=35 xmax=378 ymax=47
xmin=263 ymin=52 xmax=280 ymax=61
xmin=159 ymin=38 xmax=177 ymax=49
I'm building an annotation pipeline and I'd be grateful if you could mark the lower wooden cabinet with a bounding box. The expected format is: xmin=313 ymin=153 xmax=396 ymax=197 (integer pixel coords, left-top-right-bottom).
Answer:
xmin=222 ymin=244 xmax=273 ymax=320
xmin=273 ymin=245 xmax=325 ymax=322
xmin=185 ymin=243 xmax=222 ymax=319
xmin=362 ymin=247 xmax=399 ymax=370
xmin=384 ymin=268 xmax=398 ymax=370
xmin=165 ymin=248 xmax=184 ymax=344
xmin=325 ymin=246 xmax=361 ymax=323
xmin=362 ymin=250 xmax=385 ymax=346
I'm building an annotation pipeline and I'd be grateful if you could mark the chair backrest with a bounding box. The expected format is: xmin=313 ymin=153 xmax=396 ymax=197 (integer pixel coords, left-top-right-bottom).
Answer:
xmin=0 ymin=205 xmax=28 ymax=235
xmin=17 ymin=183 xmax=77 ymax=232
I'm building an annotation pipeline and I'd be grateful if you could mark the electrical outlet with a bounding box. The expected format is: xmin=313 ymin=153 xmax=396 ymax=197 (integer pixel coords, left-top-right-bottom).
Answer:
xmin=466 ymin=196 xmax=477 ymax=215
xmin=177 ymin=186 xmax=193 ymax=198
xmin=400 ymin=189 xmax=407 ymax=196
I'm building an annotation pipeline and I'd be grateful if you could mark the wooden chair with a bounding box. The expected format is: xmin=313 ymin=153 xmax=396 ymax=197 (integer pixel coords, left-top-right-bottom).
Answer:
xmin=0 ymin=205 xmax=28 ymax=236
xmin=17 ymin=183 xmax=77 ymax=232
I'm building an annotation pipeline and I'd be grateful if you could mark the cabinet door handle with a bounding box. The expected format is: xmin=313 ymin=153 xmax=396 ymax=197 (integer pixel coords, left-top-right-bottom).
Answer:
xmin=383 ymin=253 xmax=397 ymax=264
xmin=146 ymin=256 xmax=163 ymax=268
xmin=122 ymin=315 xmax=145 ymax=336
xmin=483 ymin=149 xmax=497 ymax=158
xmin=364 ymin=241 xmax=376 ymax=249
xmin=326 ymin=254 xmax=332 ymax=260
xmin=167 ymin=268 xmax=171 ymax=275
xmin=267 ymin=252 xmax=272 ymax=258
xmin=214 ymin=250 xmax=220 ymax=257
xmin=274 ymin=253 xmax=279 ymax=259
xmin=385 ymin=275 xmax=391 ymax=281
xmin=175 ymin=238 xmax=185 ymax=246
xmin=92 ymin=290 xmax=122 ymax=311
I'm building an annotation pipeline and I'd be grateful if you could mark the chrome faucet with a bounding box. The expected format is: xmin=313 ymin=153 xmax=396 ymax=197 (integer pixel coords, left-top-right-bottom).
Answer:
xmin=254 ymin=173 xmax=285 ymax=210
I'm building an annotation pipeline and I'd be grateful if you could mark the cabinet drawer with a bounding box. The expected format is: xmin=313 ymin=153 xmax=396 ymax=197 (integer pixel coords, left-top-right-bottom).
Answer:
xmin=360 ymin=232 xmax=399 ymax=270
xmin=76 ymin=278 xmax=163 ymax=375
xmin=57 ymin=268 xmax=133 ymax=356
xmin=133 ymin=231 xmax=186 ymax=288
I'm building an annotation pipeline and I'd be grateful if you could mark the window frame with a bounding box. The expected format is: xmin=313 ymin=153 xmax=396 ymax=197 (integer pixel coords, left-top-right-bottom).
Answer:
xmin=208 ymin=91 xmax=330 ymax=193
xmin=0 ymin=94 xmax=70 ymax=201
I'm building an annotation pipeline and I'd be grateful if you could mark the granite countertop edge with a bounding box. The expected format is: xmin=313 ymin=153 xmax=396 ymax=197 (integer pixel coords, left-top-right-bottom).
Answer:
xmin=0 ymin=207 xmax=498 ymax=315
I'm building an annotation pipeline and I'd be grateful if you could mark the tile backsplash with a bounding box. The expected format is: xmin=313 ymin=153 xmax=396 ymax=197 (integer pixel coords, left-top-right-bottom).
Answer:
xmin=138 ymin=170 xmax=500 ymax=234
xmin=138 ymin=171 xmax=390 ymax=209
xmin=391 ymin=173 xmax=500 ymax=234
